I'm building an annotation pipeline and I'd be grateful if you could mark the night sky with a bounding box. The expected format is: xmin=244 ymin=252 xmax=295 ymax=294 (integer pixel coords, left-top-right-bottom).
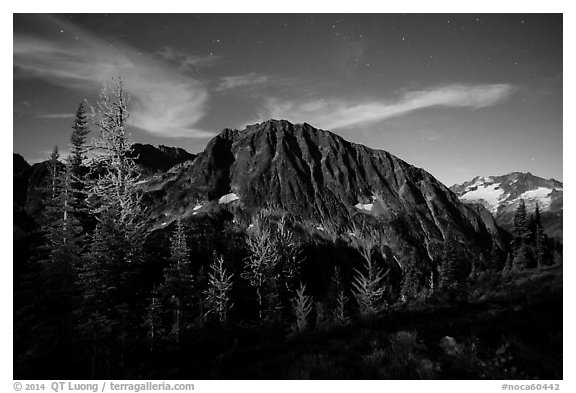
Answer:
xmin=13 ymin=13 xmax=562 ymax=186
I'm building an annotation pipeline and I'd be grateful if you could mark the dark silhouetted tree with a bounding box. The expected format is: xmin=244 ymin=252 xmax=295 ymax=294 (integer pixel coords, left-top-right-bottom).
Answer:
xmin=328 ymin=267 xmax=350 ymax=326
xmin=68 ymin=102 xmax=91 ymax=228
xmin=513 ymin=199 xmax=530 ymax=244
xmin=157 ymin=219 xmax=196 ymax=343
xmin=489 ymin=240 xmax=504 ymax=272
xmin=438 ymin=235 xmax=470 ymax=298
xmin=400 ymin=252 xmax=431 ymax=302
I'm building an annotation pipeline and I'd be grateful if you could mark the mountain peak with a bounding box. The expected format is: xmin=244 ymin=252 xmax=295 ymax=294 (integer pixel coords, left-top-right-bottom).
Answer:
xmin=151 ymin=121 xmax=504 ymax=262
xmin=451 ymin=172 xmax=563 ymax=240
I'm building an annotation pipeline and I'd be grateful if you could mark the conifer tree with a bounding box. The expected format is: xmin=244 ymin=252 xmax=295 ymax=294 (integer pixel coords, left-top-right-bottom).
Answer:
xmin=242 ymin=212 xmax=280 ymax=321
xmin=328 ymin=267 xmax=350 ymax=326
xmin=489 ymin=240 xmax=503 ymax=272
xmin=534 ymin=223 xmax=547 ymax=267
xmin=400 ymin=252 xmax=430 ymax=302
xmin=352 ymin=252 xmax=389 ymax=317
xmin=158 ymin=219 xmax=196 ymax=343
xmin=38 ymin=147 xmax=84 ymax=270
xmin=70 ymin=102 xmax=90 ymax=170
xmin=26 ymin=148 xmax=85 ymax=376
xmin=438 ymin=235 xmax=470 ymax=297
xmin=204 ymin=255 xmax=234 ymax=324
xmin=291 ymin=283 xmax=313 ymax=333
xmin=68 ymin=102 xmax=91 ymax=227
xmin=513 ymin=199 xmax=529 ymax=244
xmin=144 ymin=285 xmax=163 ymax=352
xmin=513 ymin=244 xmax=533 ymax=270
xmin=350 ymin=224 xmax=389 ymax=317
xmin=275 ymin=214 xmax=302 ymax=295
xmin=78 ymin=78 xmax=146 ymax=375
xmin=503 ymin=251 xmax=514 ymax=275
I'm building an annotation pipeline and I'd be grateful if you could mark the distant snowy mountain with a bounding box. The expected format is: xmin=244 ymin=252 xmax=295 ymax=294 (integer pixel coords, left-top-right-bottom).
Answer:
xmin=450 ymin=173 xmax=563 ymax=241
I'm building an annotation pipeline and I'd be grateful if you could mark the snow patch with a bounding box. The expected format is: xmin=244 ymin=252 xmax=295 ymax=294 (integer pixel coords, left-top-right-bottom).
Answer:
xmin=465 ymin=177 xmax=493 ymax=191
xmin=459 ymin=183 xmax=504 ymax=213
xmin=218 ymin=193 xmax=239 ymax=204
xmin=355 ymin=202 xmax=374 ymax=212
xmin=316 ymin=225 xmax=325 ymax=231
xmin=519 ymin=187 xmax=553 ymax=209
xmin=193 ymin=204 xmax=202 ymax=211
xmin=135 ymin=180 xmax=148 ymax=185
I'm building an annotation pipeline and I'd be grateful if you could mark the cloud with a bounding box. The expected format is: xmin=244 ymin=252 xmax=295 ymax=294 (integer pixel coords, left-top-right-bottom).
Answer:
xmin=37 ymin=113 xmax=75 ymax=119
xmin=154 ymin=46 xmax=220 ymax=72
xmin=419 ymin=130 xmax=443 ymax=141
xmin=14 ymin=15 xmax=214 ymax=138
xmin=254 ymin=84 xmax=515 ymax=130
xmin=216 ymin=73 xmax=272 ymax=91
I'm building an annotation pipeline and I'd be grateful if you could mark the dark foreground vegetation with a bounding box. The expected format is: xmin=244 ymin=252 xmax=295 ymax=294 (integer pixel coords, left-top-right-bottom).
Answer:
xmin=13 ymin=79 xmax=562 ymax=379
xmin=127 ymin=264 xmax=564 ymax=379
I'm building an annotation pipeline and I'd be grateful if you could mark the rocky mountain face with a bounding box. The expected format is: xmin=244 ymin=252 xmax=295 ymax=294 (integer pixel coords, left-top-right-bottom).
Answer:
xmin=146 ymin=120 xmax=506 ymax=265
xmin=450 ymin=173 xmax=563 ymax=241
xmin=130 ymin=143 xmax=196 ymax=173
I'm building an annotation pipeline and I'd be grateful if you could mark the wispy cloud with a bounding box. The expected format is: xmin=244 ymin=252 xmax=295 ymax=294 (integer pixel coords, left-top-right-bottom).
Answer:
xmin=37 ymin=113 xmax=75 ymax=119
xmin=216 ymin=73 xmax=272 ymax=91
xmin=254 ymin=84 xmax=515 ymax=130
xmin=419 ymin=130 xmax=443 ymax=141
xmin=14 ymin=15 xmax=214 ymax=139
xmin=154 ymin=46 xmax=221 ymax=72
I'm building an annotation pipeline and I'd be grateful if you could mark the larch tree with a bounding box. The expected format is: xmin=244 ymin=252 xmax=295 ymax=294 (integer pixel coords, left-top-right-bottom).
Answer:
xmin=242 ymin=211 xmax=281 ymax=321
xmin=328 ymin=267 xmax=350 ymax=326
xmin=291 ymin=283 xmax=313 ymax=333
xmin=350 ymin=223 xmax=389 ymax=317
xmin=275 ymin=214 xmax=302 ymax=295
xmin=204 ymin=255 xmax=234 ymax=325
xmin=78 ymin=78 xmax=146 ymax=376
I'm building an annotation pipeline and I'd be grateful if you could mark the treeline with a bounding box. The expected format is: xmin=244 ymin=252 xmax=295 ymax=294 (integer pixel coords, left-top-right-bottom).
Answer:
xmin=14 ymin=78 xmax=560 ymax=379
